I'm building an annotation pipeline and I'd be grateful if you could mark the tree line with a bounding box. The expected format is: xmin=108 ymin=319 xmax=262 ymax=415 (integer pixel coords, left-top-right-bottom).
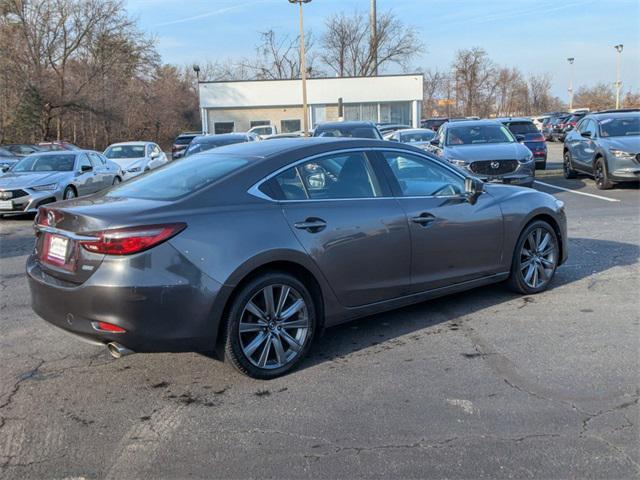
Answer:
xmin=1 ymin=0 xmax=637 ymax=149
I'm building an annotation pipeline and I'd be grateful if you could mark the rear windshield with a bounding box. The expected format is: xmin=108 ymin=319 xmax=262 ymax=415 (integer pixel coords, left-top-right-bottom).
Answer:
xmin=105 ymin=154 xmax=249 ymax=200
xmin=504 ymin=122 xmax=538 ymax=134
xmin=0 ymin=147 xmax=15 ymax=156
xmin=446 ymin=125 xmax=515 ymax=145
xmin=174 ymin=136 xmax=196 ymax=145
xmin=599 ymin=116 xmax=640 ymax=137
xmin=104 ymin=145 xmax=146 ymax=159
xmin=12 ymin=154 xmax=76 ymax=172
xmin=314 ymin=126 xmax=382 ymax=139
xmin=185 ymin=137 xmax=246 ymax=156
xmin=400 ymin=131 xmax=436 ymax=142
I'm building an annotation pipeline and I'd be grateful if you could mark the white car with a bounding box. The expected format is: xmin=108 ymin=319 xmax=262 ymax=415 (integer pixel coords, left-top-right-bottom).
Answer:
xmin=103 ymin=141 xmax=168 ymax=180
xmin=247 ymin=125 xmax=277 ymax=139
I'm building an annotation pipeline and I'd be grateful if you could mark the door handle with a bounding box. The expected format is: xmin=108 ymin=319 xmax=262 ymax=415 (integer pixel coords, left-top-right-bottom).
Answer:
xmin=294 ymin=218 xmax=327 ymax=233
xmin=410 ymin=213 xmax=436 ymax=227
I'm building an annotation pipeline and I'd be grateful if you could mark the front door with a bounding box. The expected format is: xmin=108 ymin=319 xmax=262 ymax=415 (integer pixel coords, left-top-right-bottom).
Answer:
xmin=377 ymin=150 xmax=504 ymax=293
xmin=572 ymin=119 xmax=597 ymax=172
xmin=273 ymin=151 xmax=411 ymax=307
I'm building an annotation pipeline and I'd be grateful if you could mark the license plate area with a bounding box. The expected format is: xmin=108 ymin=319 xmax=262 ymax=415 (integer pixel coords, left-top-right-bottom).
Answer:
xmin=41 ymin=233 xmax=76 ymax=271
xmin=0 ymin=200 xmax=13 ymax=210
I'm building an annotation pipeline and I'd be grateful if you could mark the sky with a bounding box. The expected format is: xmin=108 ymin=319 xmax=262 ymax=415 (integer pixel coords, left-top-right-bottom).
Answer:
xmin=126 ymin=0 xmax=640 ymax=100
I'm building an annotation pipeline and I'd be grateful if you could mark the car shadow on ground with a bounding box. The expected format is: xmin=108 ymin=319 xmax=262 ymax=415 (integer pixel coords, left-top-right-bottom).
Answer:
xmin=295 ymin=236 xmax=639 ymax=372
xmin=537 ymin=171 xmax=640 ymax=191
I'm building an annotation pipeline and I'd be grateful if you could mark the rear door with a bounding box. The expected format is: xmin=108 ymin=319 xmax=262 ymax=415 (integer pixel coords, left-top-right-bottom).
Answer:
xmin=377 ymin=149 xmax=504 ymax=292
xmin=272 ymin=150 xmax=411 ymax=307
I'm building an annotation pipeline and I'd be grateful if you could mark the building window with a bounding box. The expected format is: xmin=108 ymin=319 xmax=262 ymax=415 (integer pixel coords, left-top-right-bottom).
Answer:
xmin=380 ymin=102 xmax=411 ymax=125
xmin=250 ymin=120 xmax=270 ymax=127
xmin=214 ymin=122 xmax=234 ymax=134
xmin=281 ymin=119 xmax=301 ymax=133
xmin=344 ymin=103 xmax=377 ymax=122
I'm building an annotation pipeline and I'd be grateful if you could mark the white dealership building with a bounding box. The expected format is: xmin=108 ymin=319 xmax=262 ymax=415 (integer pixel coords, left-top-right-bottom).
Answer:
xmin=198 ymin=74 xmax=424 ymax=134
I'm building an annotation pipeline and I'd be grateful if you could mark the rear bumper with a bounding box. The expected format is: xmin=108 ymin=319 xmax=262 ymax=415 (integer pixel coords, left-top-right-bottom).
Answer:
xmin=26 ymin=242 xmax=225 ymax=352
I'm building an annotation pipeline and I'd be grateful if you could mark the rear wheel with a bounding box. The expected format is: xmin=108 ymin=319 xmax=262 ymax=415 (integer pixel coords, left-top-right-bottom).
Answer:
xmin=594 ymin=157 xmax=613 ymax=190
xmin=507 ymin=220 xmax=559 ymax=294
xmin=63 ymin=186 xmax=76 ymax=200
xmin=224 ymin=272 xmax=316 ymax=379
xmin=563 ymin=151 xmax=577 ymax=179
xmin=112 ymin=176 xmax=121 ymax=185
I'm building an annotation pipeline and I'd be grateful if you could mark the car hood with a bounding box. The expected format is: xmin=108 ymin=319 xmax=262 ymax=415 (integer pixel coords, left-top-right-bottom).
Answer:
xmin=0 ymin=171 xmax=69 ymax=189
xmin=108 ymin=157 xmax=148 ymax=169
xmin=445 ymin=143 xmax=529 ymax=161
xmin=600 ymin=136 xmax=640 ymax=153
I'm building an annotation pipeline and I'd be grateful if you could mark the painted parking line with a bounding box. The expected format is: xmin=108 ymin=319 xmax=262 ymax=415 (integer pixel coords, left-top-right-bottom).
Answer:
xmin=533 ymin=180 xmax=620 ymax=203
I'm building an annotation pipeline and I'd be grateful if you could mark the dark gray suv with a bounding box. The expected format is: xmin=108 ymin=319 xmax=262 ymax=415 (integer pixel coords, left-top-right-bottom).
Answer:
xmin=563 ymin=111 xmax=640 ymax=189
xmin=430 ymin=120 xmax=535 ymax=187
xmin=28 ymin=138 xmax=567 ymax=378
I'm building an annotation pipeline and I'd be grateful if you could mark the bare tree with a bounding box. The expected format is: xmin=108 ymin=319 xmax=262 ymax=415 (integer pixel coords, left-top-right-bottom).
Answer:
xmin=573 ymin=83 xmax=616 ymax=111
xmin=451 ymin=47 xmax=496 ymax=117
xmin=321 ymin=10 xmax=422 ymax=77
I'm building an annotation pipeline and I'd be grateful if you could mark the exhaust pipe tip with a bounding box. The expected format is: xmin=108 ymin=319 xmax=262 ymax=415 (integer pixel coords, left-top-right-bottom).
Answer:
xmin=107 ymin=342 xmax=134 ymax=359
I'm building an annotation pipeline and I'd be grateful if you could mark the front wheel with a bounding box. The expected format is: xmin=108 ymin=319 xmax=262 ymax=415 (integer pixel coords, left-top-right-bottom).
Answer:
xmin=594 ymin=158 xmax=613 ymax=190
xmin=63 ymin=186 xmax=76 ymax=200
xmin=224 ymin=272 xmax=316 ymax=379
xmin=507 ymin=220 xmax=559 ymax=294
xmin=112 ymin=176 xmax=121 ymax=185
xmin=563 ymin=151 xmax=577 ymax=179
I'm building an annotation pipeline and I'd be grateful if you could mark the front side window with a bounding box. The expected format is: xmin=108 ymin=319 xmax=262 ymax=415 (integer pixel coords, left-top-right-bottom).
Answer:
xmin=446 ymin=124 xmax=515 ymax=145
xmin=383 ymin=151 xmax=464 ymax=197
xmin=273 ymin=152 xmax=382 ymax=200
xmin=77 ymin=155 xmax=92 ymax=171
xmin=88 ymin=153 xmax=103 ymax=168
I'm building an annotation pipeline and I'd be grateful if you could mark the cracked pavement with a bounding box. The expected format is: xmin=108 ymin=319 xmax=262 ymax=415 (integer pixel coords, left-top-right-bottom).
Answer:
xmin=1 ymin=144 xmax=639 ymax=479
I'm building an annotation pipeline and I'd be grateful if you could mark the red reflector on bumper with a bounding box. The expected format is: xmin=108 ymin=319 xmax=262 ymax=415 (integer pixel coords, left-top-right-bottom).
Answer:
xmin=92 ymin=321 xmax=126 ymax=333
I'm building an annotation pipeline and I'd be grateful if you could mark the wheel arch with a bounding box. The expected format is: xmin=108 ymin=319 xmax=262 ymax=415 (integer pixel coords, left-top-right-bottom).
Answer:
xmin=521 ymin=212 xmax=565 ymax=266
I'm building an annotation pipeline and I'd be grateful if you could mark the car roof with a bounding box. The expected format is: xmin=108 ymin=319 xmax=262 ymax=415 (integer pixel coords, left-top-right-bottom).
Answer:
xmin=588 ymin=111 xmax=639 ymax=119
xmin=495 ymin=117 xmax=534 ymax=123
xmin=193 ymin=133 xmax=248 ymax=141
xmin=28 ymin=150 xmax=83 ymax=155
xmin=315 ymin=121 xmax=377 ymax=128
xmin=444 ymin=119 xmax=501 ymax=127
xmin=396 ymin=128 xmax=435 ymax=134
xmin=107 ymin=141 xmax=153 ymax=147
xmin=204 ymin=137 xmax=424 ymax=160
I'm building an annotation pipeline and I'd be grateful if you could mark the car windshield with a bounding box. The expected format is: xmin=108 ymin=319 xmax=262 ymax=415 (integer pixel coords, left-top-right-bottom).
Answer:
xmin=315 ymin=126 xmax=381 ymax=139
xmin=12 ymin=154 xmax=75 ymax=172
xmin=505 ymin=122 xmax=538 ymax=134
xmin=106 ymin=153 xmax=249 ymax=200
xmin=104 ymin=145 xmax=146 ymax=159
xmin=599 ymin=117 xmax=640 ymax=137
xmin=400 ymin=131 xmax=436 ymax=142
xmin=446 ymin=125 xmax=515 ymax=145
xmin=0 ymin=147 xmax=14 ymax=156
xmin=185 ymin=137 xmax=246 ymax=156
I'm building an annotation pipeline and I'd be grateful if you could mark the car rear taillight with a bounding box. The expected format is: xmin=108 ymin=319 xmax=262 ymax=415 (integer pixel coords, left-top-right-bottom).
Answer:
xmin=79 ymin=223 xmax=186 ymax=255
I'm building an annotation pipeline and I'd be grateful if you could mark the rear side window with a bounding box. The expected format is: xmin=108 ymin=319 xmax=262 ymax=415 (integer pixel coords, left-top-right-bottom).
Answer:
xmin=106 ymin=154 xmax=249 ymax=200
xmin=272 ymin=152 xmax=382 ymax=200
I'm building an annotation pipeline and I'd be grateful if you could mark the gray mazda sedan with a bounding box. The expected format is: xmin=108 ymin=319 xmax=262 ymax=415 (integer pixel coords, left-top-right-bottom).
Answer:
xmin=430 ymin=120 xmax=535 ymax=187
xmin=0 ymin=150 xmax=122 ymax=215
xmin=27 ymin=138 xmax=567 ymax=378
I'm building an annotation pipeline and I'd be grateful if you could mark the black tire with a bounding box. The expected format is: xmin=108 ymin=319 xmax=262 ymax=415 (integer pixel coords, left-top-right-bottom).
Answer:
xmin=507 ymin=220 xmax=559 ymax=295
xmin=112 ymin=176 xmax=121 ymax=185
xmin=63 ymin=186 xmax=77 ymax=200
xmin=594 ymin=157 xmax=614 ymax=190
xmin=224 ymin=272 xmax=317 ymax=379
xmin=563 ymin=151 xmax=577 ymax=179
xmin=536 ymin=161 xmax=546 ymax=171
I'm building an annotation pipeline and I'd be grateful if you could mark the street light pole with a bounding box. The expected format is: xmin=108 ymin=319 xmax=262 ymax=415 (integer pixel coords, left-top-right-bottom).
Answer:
xmin=289 ymin=0 xmax=311 ymax=136
xmin=567 ymin=57 xmax=575 ymax=110
xmin=614 ymin=44 xmax=624 ymax=109
xmin=370 ymin=0 xmax=377 ymax=76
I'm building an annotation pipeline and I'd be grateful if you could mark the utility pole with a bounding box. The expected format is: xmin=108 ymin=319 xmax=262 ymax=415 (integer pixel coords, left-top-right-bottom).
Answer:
xmin=370 ymin=0 xmax=377 ymax=76
xmin=567 ymin=57 xmax=575 ymax=110
xmin=289 ymin=0 xmax=311 ymax=136
xmin=614 ymin=44 xmax=624 ymax=109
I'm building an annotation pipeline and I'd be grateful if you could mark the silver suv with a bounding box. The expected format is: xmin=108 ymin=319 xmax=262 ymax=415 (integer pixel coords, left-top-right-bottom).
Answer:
xmin=563 ymin=111 xmax=640 ymax=189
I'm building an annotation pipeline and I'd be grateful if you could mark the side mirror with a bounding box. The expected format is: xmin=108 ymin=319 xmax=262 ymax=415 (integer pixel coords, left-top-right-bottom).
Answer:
xmin=581 ymin=131 xmax=591 ymax=138
xmin=515 ymin=134 xmax=525 ymax=143
xmin=1 ymin=165 xmax=9 ymax=173
xmin=430 ymin=138 xmax=440 ymax=146
xmin=150 ymin=152 xmax=160 ymax=159
xmin=464 ymin=177 xmax=484 ymax=205
xmin=80 ymin=164 xmax=93 ymax=173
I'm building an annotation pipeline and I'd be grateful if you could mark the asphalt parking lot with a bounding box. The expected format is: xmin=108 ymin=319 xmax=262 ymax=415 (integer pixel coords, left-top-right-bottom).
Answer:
xmin=1 ymin=142 xmax=638 ymax=479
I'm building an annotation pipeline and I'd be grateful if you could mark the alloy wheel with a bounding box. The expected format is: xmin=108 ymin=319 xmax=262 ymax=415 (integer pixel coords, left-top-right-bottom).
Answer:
xmin=594 ymin=162 xmax=604 ymax=187
xmin=519 ymin=227 xmax=557 ymax=289
xmin=64 ymin=188 xmax=76 ymax=199
xmin=239 ymin=284 xmax=310 ymax=370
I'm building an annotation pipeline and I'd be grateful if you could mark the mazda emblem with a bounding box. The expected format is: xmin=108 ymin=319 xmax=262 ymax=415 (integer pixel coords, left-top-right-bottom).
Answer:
xmin=490 ymin=161 xmax=500 ymax=169
xmin=47 ymin=211 xmax=55 ymax=225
